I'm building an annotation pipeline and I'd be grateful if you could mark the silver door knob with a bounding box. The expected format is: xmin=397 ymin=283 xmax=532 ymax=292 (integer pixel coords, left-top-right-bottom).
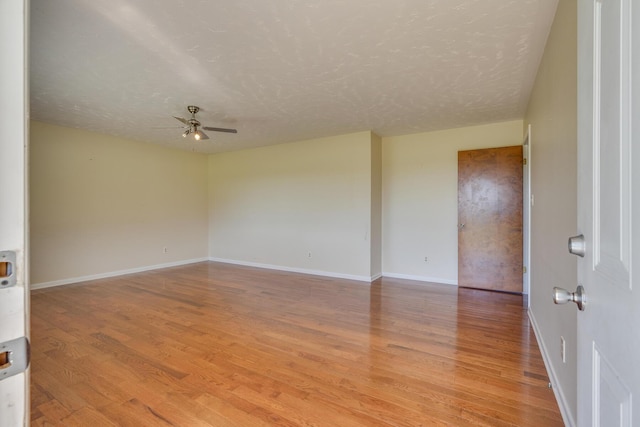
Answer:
xmin=568 ymin=234 xmax=586 ymax=257
xmin=553 ymin=285 xmax=586 ymax=311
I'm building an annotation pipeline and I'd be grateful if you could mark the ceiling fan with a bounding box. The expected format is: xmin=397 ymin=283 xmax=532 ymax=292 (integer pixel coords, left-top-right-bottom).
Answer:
xmin=173 ymin=106 xmax=237 ymax=141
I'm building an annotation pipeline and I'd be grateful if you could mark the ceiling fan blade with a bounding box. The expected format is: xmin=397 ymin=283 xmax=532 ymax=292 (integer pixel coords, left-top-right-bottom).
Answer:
xmin=202 ymin=126 xmax=238 ymax=134
xmin=173 ymin=116 xmax=189 ymax=125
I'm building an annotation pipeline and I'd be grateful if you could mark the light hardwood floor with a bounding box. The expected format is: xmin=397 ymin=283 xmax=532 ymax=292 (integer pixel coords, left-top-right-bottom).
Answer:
xmin=30 ymin=262 xmax=563 ymax=426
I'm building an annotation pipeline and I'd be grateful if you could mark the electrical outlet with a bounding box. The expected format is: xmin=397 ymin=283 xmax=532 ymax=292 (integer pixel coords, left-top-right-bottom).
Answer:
xmin=424 ymin=256 xmax=428 ymax=262
xmin=163 ymin=247 xmax=168 ymax=253
xmin=560 ymin=336 xmax=566 ymax=363
xmin=308 ymin=252 xmax=312 ymax=258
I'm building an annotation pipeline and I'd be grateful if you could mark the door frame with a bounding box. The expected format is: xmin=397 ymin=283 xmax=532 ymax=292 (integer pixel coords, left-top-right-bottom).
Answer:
xmin=522 ymin=125 xmax=532 ymax=305
xmin=0 ymin=0 xmax=30 ymax=425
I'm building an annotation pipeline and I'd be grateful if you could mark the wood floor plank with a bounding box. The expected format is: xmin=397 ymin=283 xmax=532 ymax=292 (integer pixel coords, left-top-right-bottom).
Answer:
xmin=58 ymin=406 xmax=120 ymax=427
xmin=30 ymin=261 xmax=563 ymax=426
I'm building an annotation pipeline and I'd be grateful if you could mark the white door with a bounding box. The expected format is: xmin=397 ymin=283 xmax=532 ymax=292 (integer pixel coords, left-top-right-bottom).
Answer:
xmin=0 ymin=0 xmax=29 ymax=426
xmin=576 ymin=0 xmax=640 ymax=425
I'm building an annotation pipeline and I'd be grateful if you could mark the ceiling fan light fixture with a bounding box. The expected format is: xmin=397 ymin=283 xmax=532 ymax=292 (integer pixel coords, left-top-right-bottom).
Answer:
xmin=172 ymin=106 xmax=236 ymax=140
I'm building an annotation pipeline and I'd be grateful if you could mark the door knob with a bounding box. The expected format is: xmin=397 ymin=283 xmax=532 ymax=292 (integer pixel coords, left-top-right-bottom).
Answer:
xmin=458 ymin=223 xmax=465 ymax=230
xmin=568 ymin=234 xmax=586 ymax=257
xmin=553 ymin=285 xmax=586 ymax=311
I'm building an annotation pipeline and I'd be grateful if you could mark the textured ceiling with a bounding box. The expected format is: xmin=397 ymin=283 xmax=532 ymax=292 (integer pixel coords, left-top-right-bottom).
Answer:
xmin=30 ymin=0 xmax=559 ymax=153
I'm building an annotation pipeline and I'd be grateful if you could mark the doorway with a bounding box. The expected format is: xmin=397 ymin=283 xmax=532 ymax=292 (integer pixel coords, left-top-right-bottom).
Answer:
xmin=458 ymin=145 xmax=523 ymax=293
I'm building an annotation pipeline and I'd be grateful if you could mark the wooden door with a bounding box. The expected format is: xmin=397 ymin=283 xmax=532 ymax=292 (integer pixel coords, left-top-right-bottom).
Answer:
xmin=575 ymin=0 xmax=639 ymax=424
xmin=458 ymin=146 xmax=523 ymax=293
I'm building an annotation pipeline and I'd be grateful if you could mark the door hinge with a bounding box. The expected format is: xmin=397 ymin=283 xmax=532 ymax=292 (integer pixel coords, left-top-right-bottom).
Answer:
xmin=0 ymin=337 xmax=30 ymax=381
xmin=523 ymin=158 xmax=527 ymax=165
xmin=523 ymin=266 xmax=527 ymax=274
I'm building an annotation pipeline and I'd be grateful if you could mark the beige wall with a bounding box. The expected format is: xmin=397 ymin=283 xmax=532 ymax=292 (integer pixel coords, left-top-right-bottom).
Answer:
xmin=30 ymin=121 xmax=209 ymax=286
xmin=382 ymin=120 xmax=524 ymax=284
xmin=370 ymin=132 xmax=382 ymax=278
xmin=208 ymin=131 xmax=377 ymax=280
xmin=524 ymin=0 xmax=577 ymax=424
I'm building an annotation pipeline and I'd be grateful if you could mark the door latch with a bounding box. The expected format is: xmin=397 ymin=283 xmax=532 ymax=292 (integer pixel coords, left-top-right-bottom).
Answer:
xmin=0 ymin=337 xmax=30 ymax=381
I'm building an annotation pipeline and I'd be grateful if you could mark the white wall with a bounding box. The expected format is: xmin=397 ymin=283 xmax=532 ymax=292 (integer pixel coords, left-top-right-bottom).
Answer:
xmin=382 ymin=120 xmax=524 ymax=284
xmin=30 ymin=121 xmax=209 ymax=287
xmin=208 ymin=131 xmax=377 ymax=280
xmin=524 ymin=0 xmax=577 ymax=424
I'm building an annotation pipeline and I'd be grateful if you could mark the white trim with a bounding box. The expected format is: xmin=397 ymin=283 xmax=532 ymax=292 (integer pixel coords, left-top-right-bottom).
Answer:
xmin=381 ymin=272 xmax=457 ymax=286
xmin=30 ymin=258 xmax=209 ymax=290
xmin=529 ymin=309 xmax=576 ymax=427
xmin=371 ymin=273 xmax=383 ymax=281
xmin=522 ymin=124 xmax=532 ymax=301
xmin=209 ymin=257 xmax=374 ymax=283
xmin=0 ymin=0 xmax=29 ymax=422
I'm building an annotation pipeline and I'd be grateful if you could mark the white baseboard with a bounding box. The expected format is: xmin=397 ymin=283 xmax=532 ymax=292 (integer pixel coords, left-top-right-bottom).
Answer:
xmin=30 ymin=258 xmax=209 ymax=290
xmin=381 ymin=272 xmax=457 ymax=286
xmin=371 ymin=273 xmax=383 ymax=281
xmin=528 ymin=309 xmax=576 ymax=427
xmin=208 ymin=257 xmax=375 ymax=283
xmin=31 ymin=259 xmax=451 ymax=290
